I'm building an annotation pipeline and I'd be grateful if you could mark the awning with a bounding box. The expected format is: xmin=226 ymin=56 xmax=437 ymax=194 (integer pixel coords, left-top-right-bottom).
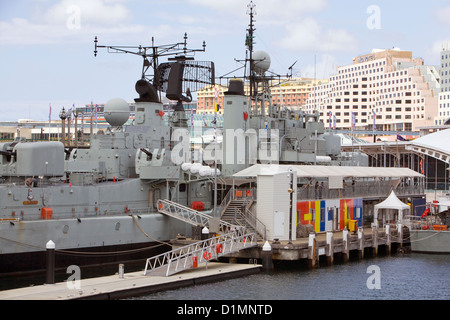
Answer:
xmin=233 ymin=164 xmax=424 ymax=179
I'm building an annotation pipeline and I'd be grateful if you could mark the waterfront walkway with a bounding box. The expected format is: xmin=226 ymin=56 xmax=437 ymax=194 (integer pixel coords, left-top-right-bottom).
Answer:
xmin=0 ymin=262 xmax=261 ymax=300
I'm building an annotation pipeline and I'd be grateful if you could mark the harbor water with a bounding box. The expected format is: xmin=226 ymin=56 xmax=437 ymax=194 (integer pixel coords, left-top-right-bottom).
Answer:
xmin=131 ymin=253 xmax=450 ymax=300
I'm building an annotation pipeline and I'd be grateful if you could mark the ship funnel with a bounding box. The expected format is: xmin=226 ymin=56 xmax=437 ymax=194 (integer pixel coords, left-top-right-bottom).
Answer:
xmin=225 ymin=79 xmax=245 ymax=96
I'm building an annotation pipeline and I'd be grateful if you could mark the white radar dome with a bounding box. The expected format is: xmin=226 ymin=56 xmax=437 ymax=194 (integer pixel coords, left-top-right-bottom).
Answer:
xmin=104 ymin=98 xmax=130 ymax=127
xmin=253 ymin=50 xmax=271 ymax=75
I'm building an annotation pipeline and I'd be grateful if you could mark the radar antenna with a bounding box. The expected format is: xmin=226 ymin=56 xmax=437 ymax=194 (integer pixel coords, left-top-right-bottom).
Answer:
xmin=94 ymin=34 xmax=214 ymax=106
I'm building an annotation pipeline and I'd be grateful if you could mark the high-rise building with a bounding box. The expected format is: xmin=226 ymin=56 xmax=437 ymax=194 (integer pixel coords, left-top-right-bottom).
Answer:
xmin=304 ymin=49 xmax=440 ymax=132
xmin=196 ymin=78 xmax=325 ymax=114
xmin=437 ymin=45 xmax=450 ymax=125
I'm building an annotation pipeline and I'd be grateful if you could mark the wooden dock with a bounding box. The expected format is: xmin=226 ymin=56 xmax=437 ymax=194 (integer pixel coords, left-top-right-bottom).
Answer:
xmin=173 ymin=225 xmax=411 ymax=268
xmin=0 ymin=262 xmax=261 ymax=300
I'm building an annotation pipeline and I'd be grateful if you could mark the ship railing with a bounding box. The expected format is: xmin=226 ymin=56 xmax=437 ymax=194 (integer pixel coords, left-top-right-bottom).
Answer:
xmin=143 ymin=231 xmax=257 ymax=277
xmin=297 ymin=181 xmax=424 ymax=201
xmin=243 ymin=207 xmax=267 ymax=240
xmin=157 ymin=199 xmax=246 ymax=236
xmin=218 ymin=186 xmax=235 ymax=216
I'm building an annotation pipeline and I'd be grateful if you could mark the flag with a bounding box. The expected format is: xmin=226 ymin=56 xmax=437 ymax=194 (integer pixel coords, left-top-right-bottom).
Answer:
xmin=420 ymin=159 xmax=424 ymax=174
xmin=214 ymin=87 xmax=220 ymax=113
xmin=396 ymin=132 xmax=406 ymax=141
xmin=372 ymin=109 xmax=376 ymax=131
xmin=190 ymin=108 xmax=194 ymax=126
xmin=328 ymin=111 xmax=332 ymax=130
xmin=67 ymin=106 xmax=72 ymax=122
xmin=351 ymin=112 xmax=356 ymax=130
xmin=333 ymin=115 xmax=337 ymax=130
xmin=203 ymin=113 xmax=207 ymax=127
xmin=421 ymin=208 xmax=431 ymax=219
xmin=214 ymin=87 xmax=219 ymax=100
xmin=213 ymin=112 xmax=217 ymax=141
xmin=49 ymin=104 xmax=52 ymax=122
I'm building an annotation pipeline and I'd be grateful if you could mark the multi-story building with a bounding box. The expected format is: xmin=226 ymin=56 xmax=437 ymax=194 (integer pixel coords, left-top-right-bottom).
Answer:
xmin=196 ymin=78 xmax=325 ymax=114
xmin=437 ymin=46 xmax=450 ymax=125
xmin=304 ymin=49 xmax=440 ymax=132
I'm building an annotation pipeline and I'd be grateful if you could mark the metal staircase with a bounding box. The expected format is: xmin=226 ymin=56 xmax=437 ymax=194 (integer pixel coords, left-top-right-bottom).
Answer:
xmin=221 ymin=199 xmax=266 ymax=241
xmin=143 ymin=199 xmax=257 ymax=277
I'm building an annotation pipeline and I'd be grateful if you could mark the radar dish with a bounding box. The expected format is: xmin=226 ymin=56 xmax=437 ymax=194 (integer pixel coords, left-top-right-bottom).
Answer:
xmin=104 ymin=98 xmax=130 ymax=127
xmin=253 ymin=50 xmax=271 ymax=75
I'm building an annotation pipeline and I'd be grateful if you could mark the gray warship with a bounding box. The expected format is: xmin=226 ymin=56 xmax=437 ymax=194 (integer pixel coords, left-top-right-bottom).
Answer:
xmin=0 ymin=2 xmax=365 ymax=275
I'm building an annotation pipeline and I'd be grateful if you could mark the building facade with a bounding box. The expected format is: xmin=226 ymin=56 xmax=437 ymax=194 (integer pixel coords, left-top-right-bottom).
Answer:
xmin=196 ymin=78 xmax=325 ymax=114
xmin=437 ymin=46 xmax=450 ymax=125
xmin=303 ymin=49 xmax=440 ymax=132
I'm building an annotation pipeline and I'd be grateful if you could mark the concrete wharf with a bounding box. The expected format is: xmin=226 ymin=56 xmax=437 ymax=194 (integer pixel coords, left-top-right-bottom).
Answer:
xmin=172 ymin=225 xmax=410 ymax=268
xmin=0 ymin=262 xmax=260 ymax=300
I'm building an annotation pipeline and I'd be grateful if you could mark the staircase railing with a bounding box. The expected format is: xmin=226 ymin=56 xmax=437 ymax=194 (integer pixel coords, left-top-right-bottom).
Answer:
xmin=157 ymin=199 xmax=245 ymax=236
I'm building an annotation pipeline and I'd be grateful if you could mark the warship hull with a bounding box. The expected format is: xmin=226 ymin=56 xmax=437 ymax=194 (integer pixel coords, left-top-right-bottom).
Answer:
xmin=410 ymin=230 xmax=450 ymax=253
xmin=0 ymin=213 xmax=190 ymax=274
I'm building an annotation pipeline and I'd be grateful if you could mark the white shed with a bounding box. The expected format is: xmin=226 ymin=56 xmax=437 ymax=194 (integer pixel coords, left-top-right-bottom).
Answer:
xmin=256 ymin=169 xmax=297 ymax=242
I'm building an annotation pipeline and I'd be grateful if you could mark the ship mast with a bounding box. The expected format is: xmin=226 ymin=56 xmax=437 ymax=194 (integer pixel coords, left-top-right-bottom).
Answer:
xmin=246 ymin=1 xmax=257 ymax=98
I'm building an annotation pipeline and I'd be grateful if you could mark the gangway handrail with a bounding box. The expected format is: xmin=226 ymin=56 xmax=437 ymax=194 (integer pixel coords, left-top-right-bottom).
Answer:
xmin=144 ymin=199 xmax=257 ymax=277
xmin=144 ymin=231 xmax=257 ymax=276
xmin=157 ymin=199 xmax=246 ymax=236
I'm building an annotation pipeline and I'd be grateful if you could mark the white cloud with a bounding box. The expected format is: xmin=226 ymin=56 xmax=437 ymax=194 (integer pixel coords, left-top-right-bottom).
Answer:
xmin=41 ymin=0 xmax=132 ymax=26
xmin=0 ymin=17 xmax=149 ymax=45
xmin=436 ymin=5 xmax=450 ymax=25
xmin=302 ymin=54 xmax=338 ymax=79
xmin=277 ymin=18 xmax=357 ymax=53
xmin=0 ymin=0 xmax=147 ymax=45
xmin=186 ymin=0 xmax=327 ymax=20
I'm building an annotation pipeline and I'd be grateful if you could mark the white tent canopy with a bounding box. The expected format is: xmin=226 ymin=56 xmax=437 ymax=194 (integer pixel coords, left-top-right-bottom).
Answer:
xmin=374 ymin=191 xmax=410 ymax=226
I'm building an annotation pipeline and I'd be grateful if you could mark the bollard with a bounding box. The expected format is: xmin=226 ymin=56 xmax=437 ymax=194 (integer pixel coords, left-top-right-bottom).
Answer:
xmin=326 ymin=232 xmax=334 ymax=266
xmin=397 ymin=223 xmax=403 ymax=249
xmin=307 ymin=233 xmax=316 ymax=269
xmin=386 ymin=224 xmax=391 ymax=255
xmin=46 ymin=240 xmax=55 ymax=285
xmin=201 ymin=226 xmax=210 ymax=240
xmin=342 ymin=228 xmax=349 ymax=263
xmin=358 ymin=227 xmax=364 ymax=259
xmin=372 ymin=225 xmax=378 ymax=257
xmin=261 ymin=241 xmax=273 ymax=272
xmin=119 ymin=264 xmax=124 ymax=279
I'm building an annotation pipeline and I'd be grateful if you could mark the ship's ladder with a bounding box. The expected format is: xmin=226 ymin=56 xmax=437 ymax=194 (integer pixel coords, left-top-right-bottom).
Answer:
xmin=143 ymin=199 xmax=257 ymax=277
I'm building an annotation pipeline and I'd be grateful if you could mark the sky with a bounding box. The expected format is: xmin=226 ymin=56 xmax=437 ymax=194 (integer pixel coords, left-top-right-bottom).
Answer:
xmin=1 ymin=0 xmax=450 ymax=121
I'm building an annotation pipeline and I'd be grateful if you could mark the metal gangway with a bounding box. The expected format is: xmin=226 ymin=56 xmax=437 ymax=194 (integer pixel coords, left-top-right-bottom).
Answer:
xmin=143 ymin=199 xmax=257 ymax=277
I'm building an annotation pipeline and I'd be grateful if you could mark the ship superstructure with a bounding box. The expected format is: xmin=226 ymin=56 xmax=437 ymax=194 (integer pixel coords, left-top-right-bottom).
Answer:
xmin=0 ymin=2 xmax=367 ymax=276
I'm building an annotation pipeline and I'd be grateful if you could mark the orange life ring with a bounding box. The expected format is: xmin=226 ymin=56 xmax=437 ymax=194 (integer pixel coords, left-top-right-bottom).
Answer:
xmin=203 ymin=251 xmax=212 ymax=260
